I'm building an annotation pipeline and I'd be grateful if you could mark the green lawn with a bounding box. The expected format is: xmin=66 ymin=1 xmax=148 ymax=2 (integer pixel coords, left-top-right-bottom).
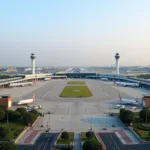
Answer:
xmin=0 ymin=123 xmax=25 ymax=140
xmin=60 ymin=86 xmax=92 ymax=97
xmin=133 ymin=113 xmax=150 ymax=140
xmin=81 ymin=132 xmax=97 ymax=142
xmin=81 ymin=132 xmax=88 ymax=142
xmin=134 ymin=128 xmax=150 ymax=140
xmin=67 ymin=81 xmax=85 ymax=84
xmin=57 ymin=132 xmax=74 ymax=144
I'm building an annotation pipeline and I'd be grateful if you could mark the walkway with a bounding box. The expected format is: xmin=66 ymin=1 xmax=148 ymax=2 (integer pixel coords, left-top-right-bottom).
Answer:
xmin=73 ymin=133 xmax=82 ymax=150
xmin=115 ymin=130 xmax=140 ymax=144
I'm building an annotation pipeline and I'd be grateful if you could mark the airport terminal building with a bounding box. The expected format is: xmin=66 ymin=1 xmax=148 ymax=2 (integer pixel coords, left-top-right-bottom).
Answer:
xmin=56 ymin=68 xmax=97 ymax=78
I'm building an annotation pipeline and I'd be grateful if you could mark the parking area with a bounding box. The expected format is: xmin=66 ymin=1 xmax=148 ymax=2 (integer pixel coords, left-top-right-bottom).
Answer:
xmin=17 ymin=132 xmax=58 ymax=150
xmin=99 ymin=132 xmax=150 ymax=150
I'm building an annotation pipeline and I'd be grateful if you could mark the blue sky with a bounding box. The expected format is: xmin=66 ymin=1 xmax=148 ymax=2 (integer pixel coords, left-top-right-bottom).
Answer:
xmin=0 ymin=0 xmax=150 ymax=67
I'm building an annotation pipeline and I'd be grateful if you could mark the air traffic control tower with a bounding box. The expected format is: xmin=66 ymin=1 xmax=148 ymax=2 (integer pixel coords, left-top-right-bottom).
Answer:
xmin=30 ymin=53 xmax=36 ymax=75
xmin=115 ymin=53 xmax=120 ymax=74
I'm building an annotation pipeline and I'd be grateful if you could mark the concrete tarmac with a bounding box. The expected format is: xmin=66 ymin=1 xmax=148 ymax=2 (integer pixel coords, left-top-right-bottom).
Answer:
xmin=4 ymin=79 xmax=150 ymax=132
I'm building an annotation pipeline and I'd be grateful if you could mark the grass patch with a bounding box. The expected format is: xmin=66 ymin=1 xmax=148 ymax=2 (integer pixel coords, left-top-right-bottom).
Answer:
xmin=67 ymin=81 xmax=85 ymax=85
xmin=57 ymin=132 xmax=74 ymax=144
xmin=134 ymin=128 xmax=150 ymax=140
xmin=133 ymin=113 xmax=150 ymax=140
xmin=60 ymin=86 xmax=92 ymax=98
xmin=81 ymin=132 xmax=97 ymax=142
xmin=81 ymin=132 xmax=88 ymax=142
xmin=0 ymin=123 xmax=24 ymax=140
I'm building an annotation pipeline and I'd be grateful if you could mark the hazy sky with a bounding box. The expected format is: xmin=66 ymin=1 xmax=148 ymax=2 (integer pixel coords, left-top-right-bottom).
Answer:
xmin=0 ymin=0 xmax=150 ymax=67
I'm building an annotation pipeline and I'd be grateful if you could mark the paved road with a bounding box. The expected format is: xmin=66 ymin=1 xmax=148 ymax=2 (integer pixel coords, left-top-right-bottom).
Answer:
xmin=73 ymin=133 xmax=82 ymax=150
xmin=99 ymin=133 xmax=150 ymax=150
xmin=17 ymin=133 xmax=58 ymax=150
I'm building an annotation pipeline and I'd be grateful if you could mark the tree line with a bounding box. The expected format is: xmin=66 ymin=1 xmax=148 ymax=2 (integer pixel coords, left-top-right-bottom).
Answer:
xmin=0 ymin=105 xmax=39 ymax=150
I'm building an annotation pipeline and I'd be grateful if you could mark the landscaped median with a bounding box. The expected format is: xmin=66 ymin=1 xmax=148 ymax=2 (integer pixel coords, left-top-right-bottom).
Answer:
xmin=60 ymin=86 xmax=92 ymax=98
xmin=54 ymin=131 xmax=74 ymax=150
xmin=67 ymin=81 xmax=85 ymax=85
xmin=81 ymin=132 xmax=103 ymax=150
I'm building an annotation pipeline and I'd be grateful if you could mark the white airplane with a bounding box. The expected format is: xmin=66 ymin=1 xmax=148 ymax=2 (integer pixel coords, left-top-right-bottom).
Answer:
xmin=44 ymin=77 xmax=51 ymax=81
xmin=17 ymin=95 xmax=35 ymax=105
xmin=9 ymin=82 xmax=34 ymax=87
xmin=101 ymin=78 xmax=108 ymax=81
xmin=115 ymin=81 xmax=139 ymax=87
xmin=119 ymin=95 xmax=138 ymax=105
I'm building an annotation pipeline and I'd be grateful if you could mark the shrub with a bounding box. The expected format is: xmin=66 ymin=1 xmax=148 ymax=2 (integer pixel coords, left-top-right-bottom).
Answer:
xmin=0 ymin=126 xmax=11 ymax=140
xmin=16 ymin=108 xmax=27 ymax=117
xmin=139 ymin=108 xmax=150 ymax=121
xmin=0 ymin=105 xmax=6 ymax=111
xmin=23 ymin=112 xmax=37 ymax=126
xmin=61 ymin=131 xmax=69 ymax=140
xmin=83 ymin=139 xmax=102 ymax=150
xmin=30 ymin=109 xmax=38 ymax=116
xmin=7 ymin=110 xmax=21 ymax=121
xmin=0 ymin=110 xmax=5 ymax=121
xmin=0 ymin=141 xmax=16 ymax=150
xmin=119 ymin=109 xmax=134 ymax=124
xmin=86 ymin=131 xmax=94 ymax=139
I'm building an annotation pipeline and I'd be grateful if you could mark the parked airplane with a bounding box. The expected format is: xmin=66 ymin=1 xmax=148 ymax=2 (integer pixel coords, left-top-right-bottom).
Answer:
xmin=101 ymin=78 xmax=108 ymax=81
xmin=17 ymin=95 xmax=35 ymax=105
xmin=9 ymin=82 xmax=35 ymax=87
xmin=119 ymin=94 xmax=138 ymax=105
xmin=115 ymin=81 xmax=139 ymax=87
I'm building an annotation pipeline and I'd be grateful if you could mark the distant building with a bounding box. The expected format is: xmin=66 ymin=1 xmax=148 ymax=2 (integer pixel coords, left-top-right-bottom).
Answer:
xmin=142 ymin=95 xmax=150 ymax=108
xmin=0 ymin=95 xmax=12 ymax=108
xmin=6 ymin=68 xmax=17 ymax=72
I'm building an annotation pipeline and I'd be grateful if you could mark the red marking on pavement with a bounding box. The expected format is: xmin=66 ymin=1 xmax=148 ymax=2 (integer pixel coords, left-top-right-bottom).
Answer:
xmin=24 ymin=130 xmax=38 ymax=143
xmin=95 ymin=133 xmax=106 ymax=150
xmin=117 ymin=130 xmax=133 ymax=144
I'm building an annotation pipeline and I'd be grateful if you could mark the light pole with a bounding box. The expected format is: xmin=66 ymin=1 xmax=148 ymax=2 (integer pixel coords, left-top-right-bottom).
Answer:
xmin=7 ymin=112 xmax=9 ymax=124
xmin=48 ymin=111 xmax=52 ymax=129
xmin=91 ymin=117 xmax=92 ymax=131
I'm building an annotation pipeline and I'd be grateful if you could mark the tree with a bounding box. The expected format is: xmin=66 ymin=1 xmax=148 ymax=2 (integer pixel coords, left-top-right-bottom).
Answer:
xmin=0 ymin=110 xmax=5 ymax=121
xmin=0 ymin=105 xmax=6 ymax=111
xmin=23 ymin=112 xmax=37 ymax=125
xmin=139 ymin=108 xmax=150 ymax=121
xmin=30 ymin=109 xmax=38 ymax=116
xmin=61 ymin=131 xmax=69 ymax=140
xmin=120 ymin=109 xmax=134 ymax=124
xmin=0 ymin=126 xmax=11 ymax=140
xmin=83 ymin=139 xmax=102 ymax=150
xmin=7 ymin=110 xmax=21 ymax=121
xmin=0 ymin=142 xmax=16 ymax=150
xmin=16 ymin=108 xmax=27 ymax=117
xmin=86 ymin=131 xmax=94 ymax=139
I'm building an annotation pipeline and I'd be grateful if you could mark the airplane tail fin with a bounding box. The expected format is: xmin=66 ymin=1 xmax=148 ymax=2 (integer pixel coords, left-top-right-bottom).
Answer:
xmin=32 ymin=94 xmax=35 ymax=101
